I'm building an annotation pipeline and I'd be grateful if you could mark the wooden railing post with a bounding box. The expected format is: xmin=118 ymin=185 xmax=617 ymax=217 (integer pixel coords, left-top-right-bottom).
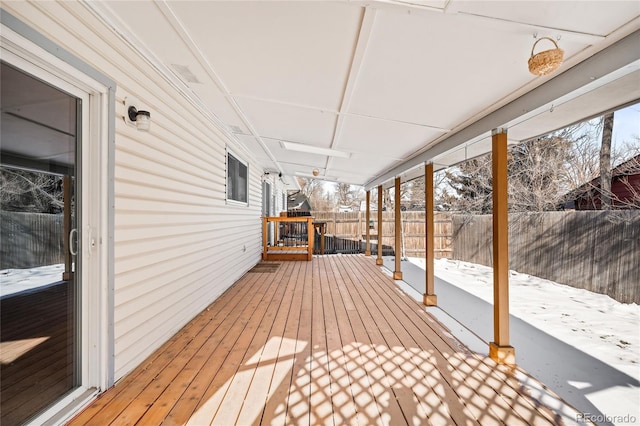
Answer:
xmin=307 ymin=217 xmax=314 ymax=260
xmin=262 ymin=217 xmax=268 ymax=261
xmin=262 ymin=216 xmax=314 ymax=261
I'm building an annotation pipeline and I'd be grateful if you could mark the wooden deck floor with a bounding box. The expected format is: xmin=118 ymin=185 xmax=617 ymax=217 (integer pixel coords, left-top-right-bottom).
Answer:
xmin=69 ymin=255 xmax=564 ymax=426
xmin=1 ymin=281 xmax=75 ymax=425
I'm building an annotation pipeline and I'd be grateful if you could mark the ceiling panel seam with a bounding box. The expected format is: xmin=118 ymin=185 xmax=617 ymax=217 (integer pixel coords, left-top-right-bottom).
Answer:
xmin=156 ymin=0 xmax=282 ymax=173
xmin=326 ymin=6 xmax=376 ymax=176
xmin=83 ymin=1 xmax=258 ymax=164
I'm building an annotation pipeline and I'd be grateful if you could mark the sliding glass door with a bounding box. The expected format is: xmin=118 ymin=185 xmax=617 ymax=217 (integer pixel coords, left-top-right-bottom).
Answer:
xmin=1 ymin=61 xmax=81 ymax=425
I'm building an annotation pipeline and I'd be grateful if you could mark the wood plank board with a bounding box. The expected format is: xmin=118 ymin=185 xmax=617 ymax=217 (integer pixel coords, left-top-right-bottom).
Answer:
xmin=68 ymin=255 xmax=569 ymax=426
xmin=1 ymin=282 xmax=75 ymax=425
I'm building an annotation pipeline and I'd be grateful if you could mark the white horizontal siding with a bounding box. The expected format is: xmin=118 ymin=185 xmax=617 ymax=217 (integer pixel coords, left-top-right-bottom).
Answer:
xmin=4 ymin=1 xmax=264 ymax=381
xmin=262 ymin=174 xmax=289 ymax=216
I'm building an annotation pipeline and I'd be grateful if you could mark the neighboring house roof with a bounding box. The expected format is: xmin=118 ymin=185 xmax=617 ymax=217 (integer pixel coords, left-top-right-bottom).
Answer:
xmin=287 ymin=191 xmax=311 ymax=210
xmin=579 ymin=154 xmax=639 ymax=191
xmin=562 ymin=154 xmax=640 ymax=208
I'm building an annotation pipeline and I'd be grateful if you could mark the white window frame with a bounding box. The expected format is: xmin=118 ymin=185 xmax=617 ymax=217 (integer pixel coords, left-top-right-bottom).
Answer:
xmin=226 ymin=148 xmax=249 ymax=206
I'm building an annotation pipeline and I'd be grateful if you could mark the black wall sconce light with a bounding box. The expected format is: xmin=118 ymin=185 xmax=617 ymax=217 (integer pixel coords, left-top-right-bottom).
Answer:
xmin=125 ymin=97 xmax=151 ymax=131
xmin=128 ymin=106 xmax=151 ymax=131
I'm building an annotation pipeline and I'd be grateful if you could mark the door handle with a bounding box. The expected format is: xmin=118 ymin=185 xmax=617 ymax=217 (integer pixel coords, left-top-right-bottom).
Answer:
xmin=69 ymin=228 xmax=78 ymax=256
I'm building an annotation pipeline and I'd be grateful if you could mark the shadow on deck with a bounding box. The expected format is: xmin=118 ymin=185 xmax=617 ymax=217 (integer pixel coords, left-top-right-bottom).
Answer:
xmin=69 ymin=255 xmax=574 ymax=426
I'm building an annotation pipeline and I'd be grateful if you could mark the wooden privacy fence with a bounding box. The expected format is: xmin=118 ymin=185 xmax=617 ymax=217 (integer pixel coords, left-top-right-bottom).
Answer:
xmin=310 ymin=211 xmax=453 ymax=258
xmin=451 ymin=210 xmax=640 ymax=304
xmin=1 ymin=211 xmax=65 ymax=269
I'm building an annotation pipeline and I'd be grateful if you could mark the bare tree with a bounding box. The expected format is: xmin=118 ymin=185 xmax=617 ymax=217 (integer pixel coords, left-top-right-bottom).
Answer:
xmin=561 ymin=123 xmax=601 ymax=190
xmin=0 ymin=166 xmax=64 ymax=213
xmin=444 ymin=156 xmax=494 ymax=213
xmin=335 ymin=183 xmax=364 ymax=210
xmin=408 ymin=177 xmax=425 ymax=208
xmin=296 ymin=177 xmax=330 ymax=211
xmin=410 ymin=170 xmax=451 ymax=210
xmin=599 ymin=112 xmax=614 ymax=209
xmin=612 ymin=154 xmax=640 ymax=209
xmin=297 ymin=177 xmax=322 ymax=199
xmin=508 ymin=135 xmax=573 ymax=211
xmin=565 ymin=115 xmax=640 ymax=210
xmin=577 ymin=152 xmax=640 ymax=210
xmin=562 ymin=116 xmax=638 ymax=192
xmin=382 ymin=182 xmax=411 ymax=211
xmin=443 ymin=131 xmax=573 ymax=213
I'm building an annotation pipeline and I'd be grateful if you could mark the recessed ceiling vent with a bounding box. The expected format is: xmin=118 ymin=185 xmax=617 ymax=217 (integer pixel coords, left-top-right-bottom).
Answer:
xmin=171 ymin=64 xmax=202 ymax=84
xmin=229 ymin=125 xmax=244 ymax=134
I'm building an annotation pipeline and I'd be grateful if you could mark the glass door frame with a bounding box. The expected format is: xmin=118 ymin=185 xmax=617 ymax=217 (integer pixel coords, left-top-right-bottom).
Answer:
xmin=1 ymin=14 xmax=115 ymax=424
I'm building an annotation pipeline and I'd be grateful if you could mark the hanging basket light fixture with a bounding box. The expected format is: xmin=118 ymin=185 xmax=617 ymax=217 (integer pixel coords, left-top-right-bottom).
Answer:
xmin=528 ymin=37 xmax=564 ymax=76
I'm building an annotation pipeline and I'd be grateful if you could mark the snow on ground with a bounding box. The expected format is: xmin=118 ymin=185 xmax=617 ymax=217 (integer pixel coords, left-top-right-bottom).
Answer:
xmin=409 ymin=257 xmax=640 ymax=381
xmin=0 ymin=264 xmax=65 ymax=298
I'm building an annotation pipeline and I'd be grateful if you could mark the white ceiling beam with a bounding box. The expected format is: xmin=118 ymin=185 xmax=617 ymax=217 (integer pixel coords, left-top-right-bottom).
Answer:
xmin=364 ymin=29 xmax=640 ymax=190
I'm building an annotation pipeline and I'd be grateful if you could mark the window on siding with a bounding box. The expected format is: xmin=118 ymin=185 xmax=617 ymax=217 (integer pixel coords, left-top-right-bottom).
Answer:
xmin=227 ymin=151 xmax=248 ymax=204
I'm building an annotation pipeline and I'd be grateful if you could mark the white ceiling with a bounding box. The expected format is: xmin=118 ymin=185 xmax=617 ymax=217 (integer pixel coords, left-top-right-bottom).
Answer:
xmin=93 ymin=1 xmax=640 ymax=189
xmin=1 ymin=62 xmax=77 ymax=174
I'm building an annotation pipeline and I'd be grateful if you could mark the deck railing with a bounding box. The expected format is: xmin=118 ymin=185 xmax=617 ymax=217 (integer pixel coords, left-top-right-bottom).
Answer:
xmin=262 ymin=216 xmax=314 ymax=261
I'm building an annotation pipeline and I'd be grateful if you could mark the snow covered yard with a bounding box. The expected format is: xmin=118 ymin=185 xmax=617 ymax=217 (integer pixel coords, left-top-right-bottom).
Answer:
xmin=406 ymin=257 xmax=640 ymax=425
xmin=418 ymin=258 xmax=640 ymax=378
xmin=0 ymin=264 xmax=65 ymax=299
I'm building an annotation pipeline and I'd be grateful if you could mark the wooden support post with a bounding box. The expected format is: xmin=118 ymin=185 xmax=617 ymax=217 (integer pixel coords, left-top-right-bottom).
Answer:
xmin=489 ymin=128 xmax=515 ymax=365
xmin=376 ymin=185 xmax=383 ymax=265
xmin=393 ymin=177 xmax=403 ymax=280
xmin=424 ymin=163 xmax=437 ymax=306
xmin=62 ymin=175 xmax=73 ymax=281
xmin=365 ymin=190 xmax=371 ymax=256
